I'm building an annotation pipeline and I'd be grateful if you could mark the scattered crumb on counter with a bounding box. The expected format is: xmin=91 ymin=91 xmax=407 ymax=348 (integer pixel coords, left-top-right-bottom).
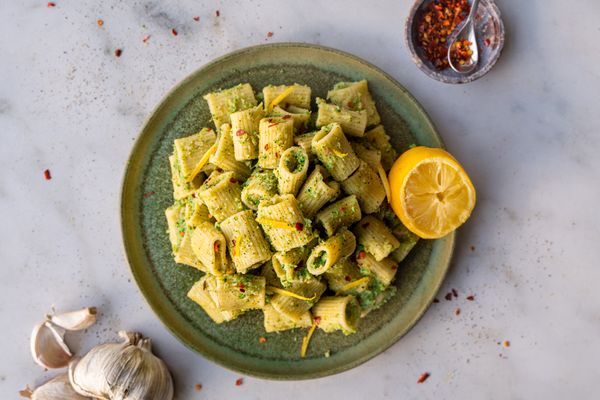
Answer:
xmin=417 ymin=372 xmax=430 ymax=384
xmin=235 ymin=378 xmax=243 ymax=386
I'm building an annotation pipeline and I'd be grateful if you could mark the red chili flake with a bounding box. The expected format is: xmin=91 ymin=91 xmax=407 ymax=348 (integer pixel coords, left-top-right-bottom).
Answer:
xmin=391 ymin=265 xmax=398 ymax=271
xmin=207 ymin=213 xmax=212 ymax=219
xmin=466 ymin=295 xmax=475 ymax=301
xmin=356 ymin=251 xmax=366 ymax=261
xmin=282 ymin=115 xmax=292 ymax=120
xmin=361 ymin=222 xmax=370 ymax=228
xmin=142 ymin=35 xmax=151 ymax=43
xmin=214 ymin=242 xmax=220 ymax=253
xmin=194 ymin=383 xmax=203 ymax=391
xmin=236 ymin=129 xmax=247 ymax=136
xmin=295 ymin=222 xmax=304 ymax=231
xmin=267 ymin=31 xmax=274 ymax=38
xmin=454 ymin=308 xmax=461 ymax=316
xmin=47 ymin=2 xmax=56 ymax=7
xmin=97 ymin=19 xmax=104 ymax=27
xmin=229 ymin=177 xmax=237 ymax=183
xmin=180 ymin=231 xmax=185 ymax=237
xmin=347 ymin=100 xmax=354 ymax=108
xmin=417 ymin=372 xmax=430 ymax=384
xmin=239 ymin=288 xmax=245 ymax=293
xmin=433 ymin=298 xmax=440 ymax=303
xmin=484 ymin=38 xmax=491 ymax=47
xmin=143 ymin=191 xmax=155 ymax=198
xmin=469 ymin=245 xmax=476 ymax=251
xmin=171 ymin=28 xmax=178 ymax=36
xmin=345 ymin=275 xmax=352 ymax=282
xmin=216 ymin=167 xmax=223 ymax=172
xmin=268 ymin=122 xmax=280 ymax=128
xmin=314 ymin=316 xmax=321 ymax=325
xmin=264 ymin=144 xmax=270 ymax=151
xmin=231 ymin=239 xmax=236 ymax=247
xmin=238 ymin=283 xmax=245 ymax=290
xmin=43 ymin=169 xmax=52 ymax=180
xmin=114 ymin=48 xmax=122 ymax=57
xmin=216 ymin=10 xmax=220 ymax=17
xmin=340 ymin=207 xmax=346 ymax=213
xmin=452 ymin=288 xmax=458 ymax=298
xmin=193 ymin=16 xmax=200 ymax=22
xmin=444 ymin=292 xmax=452 ymax=301
xmin=259 ymin=337 xmax=267 ymax=343
xmin=235 ymin=378 xmax=243 ymax=386
xmin=502 ymin=340 xmax=510 ymax=348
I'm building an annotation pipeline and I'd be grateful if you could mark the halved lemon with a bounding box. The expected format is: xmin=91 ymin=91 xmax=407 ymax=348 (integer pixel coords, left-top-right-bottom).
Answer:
xmin=388 ymin=146 xmax=476 ymax=239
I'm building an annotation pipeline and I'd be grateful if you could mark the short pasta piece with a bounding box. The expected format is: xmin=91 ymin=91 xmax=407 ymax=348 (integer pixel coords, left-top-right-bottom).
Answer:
xmin=272 ymin=247 xmax=311 ymax=286
xmin=351 ymin=141 xmax=382 ymax=171
xmin=173 ymin=128 xmax=217 ymax=182
xmin=294 ymin=132 xmax=317 ymax=161
xmin=220 ymin=210 xmax=272 ymax=273
xmin=197 ymin=171 xmax=245 ymax=222
xmin=390 ymin=223 xmax=420 ymax=263
xmin=275 ymin=146 xmax=309 ymax=196
xmin=296 ymin=165 xmax=340 ymax=217
xmin=230 ymin=104 xmax=264 ymax=161
xmin=311 ymin=123 xmax=360 ymax=181
xmin=306 ymin=228 xmax=356 ymax=275
xmin=263 ymin=303 xmax=312 ymax=333
xmin=271 ymin=106 xmax=311 ymax=132
xmin=327 ymin=80 xmax=381 ymax=127
xmin=365 ymin=125 xmax=398 ymax=171
xmin=204 ymin=83 xmax=257 ymax=129
xmin=312 ymin=295 xmax=361 ymax=335
xmin=356 ymin=252 xmax=398 ymax=286
xmin=353 ymin=216 xmax=400 ymax=261
xmin=174 ymin=229 xmax=207 ymax=272
xmin=315 ymin=98 xmax=368 ymax=137
xmin=169 ymin=155 xmax=204 ymax=200
xmin=263 ymin=83 xmax=311 ymax=111
xmin=240 ymin=170 xmax=278 ymax=210
xmin=258 ymin=117 xmax=295 ymax=169
xmin=210 ymin=123 xmax=252 ymax=178
xmin=324 ymin=257 xmax=368 ymax=294
xmin=190 ymin=221 xmax=228 ymax=275
xmin=341 ymin=161 xmax=386 ymax=214
xmin=214 ymin=274 xmax=266 ymax=312
xmin=315 ymin=195 xmax=362 ymax=236
xmin=165 ymin=203 xmax=185 ymax=254
xmin=187 ymin=276 xmax=240 ymax=323
xmin=359 ymin=284 xmax=397 ymax=318
xmin=256 ymin=195 xmax=314 ymax=252
xmin=183 ymin=196 xmax=210 ymax=228
xmin=270 ymin=277 xmax=326 ymax=321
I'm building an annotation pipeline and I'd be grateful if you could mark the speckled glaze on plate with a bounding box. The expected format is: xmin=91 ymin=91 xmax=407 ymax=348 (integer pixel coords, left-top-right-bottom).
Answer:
xmin=121 ymin=43 xmax=455 ymax=380
xmin=405 ymin=0 xmax=505 ymax=84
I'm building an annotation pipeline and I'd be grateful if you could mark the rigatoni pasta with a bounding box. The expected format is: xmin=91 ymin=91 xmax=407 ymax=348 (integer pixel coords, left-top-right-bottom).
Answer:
xmin=164 ymin=81 xmax=419 ymax=344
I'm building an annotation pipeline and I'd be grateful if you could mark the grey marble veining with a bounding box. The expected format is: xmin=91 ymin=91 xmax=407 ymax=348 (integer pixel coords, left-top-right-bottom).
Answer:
xmin=1 ymin=0 xmax=599 ymax=399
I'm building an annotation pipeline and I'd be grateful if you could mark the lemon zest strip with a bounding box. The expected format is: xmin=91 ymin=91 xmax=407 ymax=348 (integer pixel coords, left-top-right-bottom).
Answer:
xmin=255 ymin=218 xmax=296 ymax=231
xmin=331 ymin=148 xmax=348 ymax=158
xmin=268 ymin=86 xmax=294 ymax=112
xmin=339 ymin=276 xmax=370 ymax=293
xmin=186 ymin=142 xmax=217 ymax=182
xmin=377 ymin=162 xmax=392 ymax=204
xmin=300 ymin=320 xmax=318 ymax=358
xmin=267 ymin=286 xmax=316 ymax=301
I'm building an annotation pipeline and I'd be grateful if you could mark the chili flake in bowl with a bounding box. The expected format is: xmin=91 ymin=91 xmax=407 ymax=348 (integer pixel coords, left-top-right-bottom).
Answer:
xmin=405 ymin=0 xmax=505 ymax=84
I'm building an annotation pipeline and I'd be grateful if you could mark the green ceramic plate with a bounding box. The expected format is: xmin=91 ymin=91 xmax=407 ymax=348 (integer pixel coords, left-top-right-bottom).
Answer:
xmin=121 ymin=43 xmax=454 ymax=380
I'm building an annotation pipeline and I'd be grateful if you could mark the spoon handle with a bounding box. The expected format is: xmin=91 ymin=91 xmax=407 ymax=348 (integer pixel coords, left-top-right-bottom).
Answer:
xmin=468 ymin=0 xmax=481 ymax=21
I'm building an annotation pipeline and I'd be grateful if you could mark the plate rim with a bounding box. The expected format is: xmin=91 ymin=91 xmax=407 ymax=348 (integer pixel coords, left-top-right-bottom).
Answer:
xmin=120 ymin=42 xmax=455 ymax=380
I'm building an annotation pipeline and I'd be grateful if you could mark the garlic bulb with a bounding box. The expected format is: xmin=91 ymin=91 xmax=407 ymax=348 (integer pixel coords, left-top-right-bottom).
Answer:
xmin=20 ymin=374 xmax=90 ymax=400
xmin=68 ymin=331 xmax=174 ymax=400
xmin=30 ymin=307 xmax=98 ymax=369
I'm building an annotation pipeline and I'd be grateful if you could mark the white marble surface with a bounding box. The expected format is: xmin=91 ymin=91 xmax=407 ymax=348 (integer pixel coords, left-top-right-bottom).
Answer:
xmin=1 ymin=0 xmax=599 ymax=398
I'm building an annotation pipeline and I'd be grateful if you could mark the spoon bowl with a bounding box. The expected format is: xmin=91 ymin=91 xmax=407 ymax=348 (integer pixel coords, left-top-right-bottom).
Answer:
xmin=448 ymin=0 xmax=481 ymax=74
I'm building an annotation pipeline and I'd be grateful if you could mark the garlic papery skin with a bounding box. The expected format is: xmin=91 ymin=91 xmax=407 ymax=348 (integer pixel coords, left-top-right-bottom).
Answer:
xmin=20 ymin=374 xmax=90 ymax=400
xmin=69 ymin=331 xmax=174 ymax=400
xmin=30 ymin=321 xmax=73 ymax=369
xmin=48 ymin=307 xmax=97 ymax=331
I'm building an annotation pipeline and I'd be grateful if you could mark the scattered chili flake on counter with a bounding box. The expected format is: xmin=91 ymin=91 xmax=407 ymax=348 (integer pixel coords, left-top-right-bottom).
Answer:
xmin=416 ymin=0 xmax=471 ymax=70
xmin=114 ymin=48 xmax=122 ymax=57
xmin=433 ymin=298 xmax=440 ymax=303
xmin=502 ymin=340 xmax=510 ymax=348
xmin=235 ymin=377 xmax=243 ymax=386
xmin=259 ymin=337 xmax=267 ymax=343
xmin=417 ymin=372 xmax=430 ymax=384
xmin=444 ymin=292 xmax=452 ymax=301
xmin=143 ymin=35 xmax=151 ymax=43
xmin=267 ymin=31 xmax=274 ymax=38
xmin=47 ymin=2 xmax=56 ymax=7
xmin=470 ymin=245 xmax=476 ymax=251
xmin=452 ymin=288 xmax=458 ymax=298
xmin=43 ymin=169 xmax=52 ymax=180
xmin=97 ymin=19 xmax=104 ymax=27
xmin=171 ymin=28 xmax=178 ymax=36
xmin=454 ymin=308 xmax=461 ymax=316
xmin=194 ymin=383 xmax=203 ymax=391
xmin=193 ymin=16 xmax=200 ymax=22
xmin=216 ymin=10 xmax=220 ymax=17
xmin=466 ymin=295 xmax=475 ymax=301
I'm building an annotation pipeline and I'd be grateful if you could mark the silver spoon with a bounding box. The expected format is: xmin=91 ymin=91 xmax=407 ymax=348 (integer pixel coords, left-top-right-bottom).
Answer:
xmin=448 ymin=0 xmax=481 ymax=74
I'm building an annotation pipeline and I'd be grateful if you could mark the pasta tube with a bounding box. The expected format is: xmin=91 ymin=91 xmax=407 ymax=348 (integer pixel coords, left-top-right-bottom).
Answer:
xmin=240 ymin=170 xmax=278 ymax=210
xmin=275 ymin=146 xmax=309 ymax=195
xmin=190 ymin=221 xmax=228 ymax=275
xmin=203 ymin=83 xmax=257 ymax=129
xmin=341 ymin=161 xmax=386 ymax=214
xmin=311 ymin=123 xmax=360 ymax=181
xmin=353 ymin=216 xmax=400 ymax=261
xmin=256 ymin=195 xmax=314 ymax=252
xmin=315 ymin=98 xmax=367 ymax=137
xmin=315 ymin=195 xmax=362 ymax=236
xmin=220 ymin=210 xmax=272 ymax=273
xmin=296 ymin=165 xmax=340 ymax=217
xmin=257 ymin=117 xmax=295 ymax=169
xmin=210 ymin=123 xmax=251 ymax=178
xmin=312 ymin=295 xmax=361 ymax=334
xmin=327 ymin=80 xmax=381 ymax=127
xmin=197 ymin=171 xmax=245 ymax=222
xmin=230 ymin=104 xmax=264 ymax=161
xmin=306 ymin=228 xmax=356 ymax=275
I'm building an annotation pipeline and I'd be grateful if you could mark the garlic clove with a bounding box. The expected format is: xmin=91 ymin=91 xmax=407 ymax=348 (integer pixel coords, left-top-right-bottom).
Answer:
xmin=20 ymin=374 xmax=90 ymax=399
xmin=48 ymin=307 xmax=97 ymax=331
xmin=30 ymin=321 xmax=73 ymax=369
